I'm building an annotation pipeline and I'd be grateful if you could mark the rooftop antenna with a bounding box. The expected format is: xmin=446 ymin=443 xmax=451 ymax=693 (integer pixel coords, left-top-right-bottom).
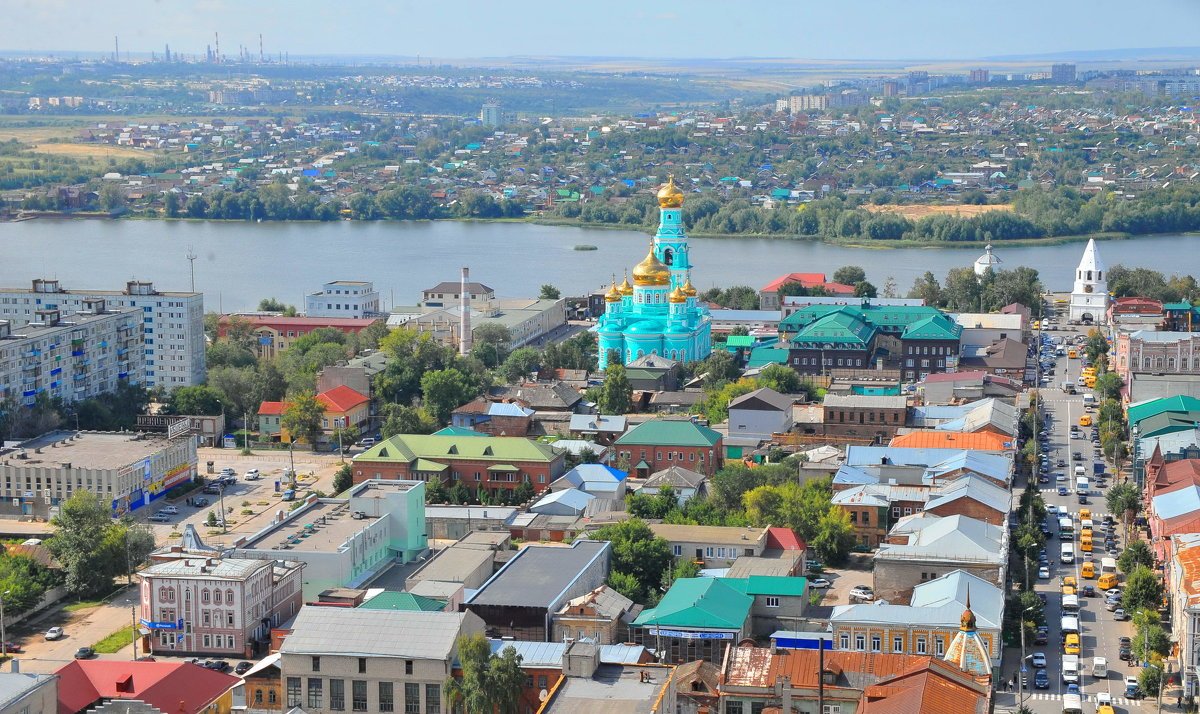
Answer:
xmin=113 ymin=35 xmax=119 ymax=63
xmin=186 ymin=246 xmax=197 ymax=293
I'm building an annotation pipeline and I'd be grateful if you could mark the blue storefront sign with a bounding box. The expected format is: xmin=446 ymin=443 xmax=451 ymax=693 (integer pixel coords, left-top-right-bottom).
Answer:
xmin=139 ymin=618 xmax=184 ymax=631
xmin=645 ymin=628 xmax=734 ymax=640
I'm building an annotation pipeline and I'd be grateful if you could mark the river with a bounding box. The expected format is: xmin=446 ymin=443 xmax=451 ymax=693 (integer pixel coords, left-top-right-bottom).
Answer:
xmin=2 ymin=219 xmax=1199 ymax=312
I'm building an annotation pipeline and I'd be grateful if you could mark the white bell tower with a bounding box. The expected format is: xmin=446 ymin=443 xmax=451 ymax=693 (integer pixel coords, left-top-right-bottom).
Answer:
xmin=1068 ymin=238 xmax=1108 ymax=324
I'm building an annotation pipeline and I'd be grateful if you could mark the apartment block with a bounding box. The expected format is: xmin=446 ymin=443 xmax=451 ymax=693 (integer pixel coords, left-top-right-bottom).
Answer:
xmin=305 ymin=281 xmax=382 ymax=319
xmin=0 ymin=279 xmax=204 ymax=389
xmin=0 ymin=301 xmax=144 ymax=407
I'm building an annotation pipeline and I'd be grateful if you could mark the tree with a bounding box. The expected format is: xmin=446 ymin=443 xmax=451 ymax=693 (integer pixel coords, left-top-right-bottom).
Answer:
xmin=853 ymin=280 xmax=878 ymax=298
xmin=696 ymin=349 xmax=742 ymax=385
xmin=907 ymin=271 xmax=943 ymax=305
xmin=881 ymin=276 xmax=898 ymax=298
xmin=833 ymin=266 xmax=867 ymax=286
xmin=471 ymin=324 xmax=512 ymax=368
xmin=811 ymin=508 xmax=855 ymax=565
xmin=1119 ymin=539 xmax=1155 ymax=574
xmin=333 ymin=464 xmax=353 ymax=494
xmin=420 ymin=368 xmax=476 ymax=424
xmin=166 ymin=385 xmax=225 ymax=416
xmin=98 ymin=183 xmax=126 ymax=212
xmin=1094 ymin=373 xmax=1123 ymax=402
xmin=627 ymin=485 xmax=679 ymax=520
xmin=48 ymin=491 xmax=119 ymax=596
xmin=1138 ymin=664 xmax=1164 ymax=697
xmin=282 ymin=393 xmax=325 ymax=446
xmin=539 ymin=284 xmax=561 ymax=300
xmin=1084 ymin=329 xmax=1110 ymax=364
xmin=499 ymin=347 xmax=541 ymax=384
xmin=163 ymin=191 xmax=180 ymax=217
xmin=597 ymin=363 xmax=633 ymax=415
xmin=1107 ymin=482 xmax=1141 ymax=528
xmin=257 ymin=297 xmax=298 ymax=316
xmin=1122 ymin=565 xmax=1164 ymax=613
xmin=444 ymin=633 xmax=525 ymax=714
xmin=590 ymin=519 xmax=673 ymax=605
xmin=381 ymin=404 xmax=438 ymax=437
xmin=757 ymin=364 xmax=807 ymax=395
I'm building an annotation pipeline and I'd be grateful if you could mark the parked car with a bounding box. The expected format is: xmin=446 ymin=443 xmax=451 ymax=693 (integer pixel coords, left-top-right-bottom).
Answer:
xmin=1033 ymin=626 xmax=1049 ymax=645
xmin=1113 ymin=609 xmax=1130 ymax=621
xmin=244 ymin=469 xmax=260 ymax=480
xmin=160 ymin=505 xmax=178 ymax=515
xmin=235 ymin=661 xmax=253 ymax=675
xmin=1038 ymin=566 xmax=1050 ymax=579
xmin=44 ymin=627 xmax=63 ymax=641
xmin=1030 ymin=652 xmax=1047 ymax=668
xmin=148 ymin=512 xmax=172 ymax=523
xmin=193 ymin=497 xmax=209 ymax=507
xmin=849 ymin=586 xmax=874 ymax=602
xmin=74 ymin=647 xmax=95 ymax=659
xmin=220 ymin=467 xmax=236 ymax=477
xmin=809 ymin=578 xmax=831 ymax=589
xmin=1125 ymin=676 xmax=1142 ymax=699
xmin=2 ymin=642 xmax=22 ymax=653
xmin=204 ymin=660 xmax=231 ymax=672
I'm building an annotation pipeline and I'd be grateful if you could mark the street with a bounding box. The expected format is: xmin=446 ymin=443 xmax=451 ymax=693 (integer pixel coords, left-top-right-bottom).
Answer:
xmin=996 ymin=305 xmax=1148 ymax=713
xmin=5 ymin=445 xmax=346 ymax=675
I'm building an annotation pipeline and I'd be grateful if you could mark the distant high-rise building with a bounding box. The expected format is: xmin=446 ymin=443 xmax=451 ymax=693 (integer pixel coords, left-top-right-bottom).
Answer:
xmin=970 ymin=69 xmax=989 ymax=84
xmin=480 ymin=101 xmax=502 ymax=127
xmin=882 ymin=81 xmax=901 ymax=97
xmin=907 ymin=70 xmax=930 ymax=95
xmin=1052 ymin=63 xmax=1077 ymax=84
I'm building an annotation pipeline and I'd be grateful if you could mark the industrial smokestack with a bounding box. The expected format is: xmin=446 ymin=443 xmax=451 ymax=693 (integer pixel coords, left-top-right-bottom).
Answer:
xmin=460 ymin=267 xmax=472 ymax=356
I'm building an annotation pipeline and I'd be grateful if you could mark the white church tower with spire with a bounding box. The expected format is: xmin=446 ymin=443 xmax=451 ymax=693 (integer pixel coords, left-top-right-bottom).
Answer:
xmin=1069 ymin=238 xmax=1108 ymax=325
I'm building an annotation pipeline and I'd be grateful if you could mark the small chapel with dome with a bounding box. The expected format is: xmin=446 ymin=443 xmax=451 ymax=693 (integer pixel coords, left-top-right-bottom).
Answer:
xmin=596 ymin=177 xmax=712 ymax=369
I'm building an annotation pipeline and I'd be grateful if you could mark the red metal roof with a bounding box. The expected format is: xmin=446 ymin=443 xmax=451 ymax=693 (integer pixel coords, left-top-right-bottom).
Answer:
xmin=922 ymin=370 xmax=987 ymax=384
xmin=761 ymin=273 xmax=856 ymax=295
xmin=258 ymin=401 xmax=289 ymax=416
xmin=55 ymin=660 xmax=239 ymax=714
xmin=765 ymin=527 xmax=806 ymax=552
xmin=317 ymin=385 xmax=370 ymax=413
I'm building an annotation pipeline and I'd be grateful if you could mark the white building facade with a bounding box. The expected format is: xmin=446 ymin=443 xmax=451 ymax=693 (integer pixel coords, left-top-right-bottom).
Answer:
xmin=0 ymin=279 xmax=204 ymax=389
xmin=1068 ymin=239 xmax=1109 ymax=324
xmin=305 ymin=281 xmax=382 ymax=319
xmin=0 ymin=302 xmax=144 ymax=408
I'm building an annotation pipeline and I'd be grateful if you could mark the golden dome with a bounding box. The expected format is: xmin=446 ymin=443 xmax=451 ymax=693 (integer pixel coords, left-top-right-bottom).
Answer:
xmin=605 ymin=280 xmax=621 ymax=303
xmin=668 ymin=286 xmax=687 ymax=304
xmin=618 ymin=273 xmax=634 ymax=295
xmin=960 ymin=606 xmax=976 ymax=631
xmin=682 ymin=277 xmax=697 ymax=297
xmin=632 ymin=246 xmax=671 ymax=286
xmin=657 ymin=174 xmax=684 ymax=208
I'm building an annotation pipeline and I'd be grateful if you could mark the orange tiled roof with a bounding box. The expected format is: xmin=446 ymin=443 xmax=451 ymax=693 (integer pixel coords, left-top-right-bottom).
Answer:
xmin=316 ymin=385 xmax=370 ymax=414
xmin=859 ymin=658 xmax=990 ymax=714
xmin=889 ymin=431 xmax=1011 ymax=451
xmin=258 ymin=401 xmax=289 ymax=416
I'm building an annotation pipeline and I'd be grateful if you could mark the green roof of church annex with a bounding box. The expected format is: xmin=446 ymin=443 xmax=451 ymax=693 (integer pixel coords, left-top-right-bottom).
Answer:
xmin=790 ymin=309 xmax=877 ymax=347
xmin=781 ymin=303 xmax=943 ymax=333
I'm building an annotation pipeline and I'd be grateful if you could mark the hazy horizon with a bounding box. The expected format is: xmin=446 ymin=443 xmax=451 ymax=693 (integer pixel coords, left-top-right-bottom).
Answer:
xmin=5 ymin=0 xmax=1199 ymax=62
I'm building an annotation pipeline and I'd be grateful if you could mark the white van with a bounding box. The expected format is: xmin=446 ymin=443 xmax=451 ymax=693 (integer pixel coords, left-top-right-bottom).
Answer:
xmin=1062 ymin=654 xmax=1080 ymax=684
xmin=1061 ymin=543 xmax=1076 ymax=563
xmin=1062 ymin=594 xmax=1080 ymax=612
xmin=1074 ymin=465 xmax=1086 ymax=478
xmin=1101 ymin=557 xmax=1118 ymax=574
xmin=1077 ymin=476 xmax=1090 ymax=494
xmin=1062 ymin=692 xmax=1083 ymax=714
xmin=1083 ymin=393 xmax=1096 ymax=406
xmin=1092 ymin=656 xmax=1108 ymax=678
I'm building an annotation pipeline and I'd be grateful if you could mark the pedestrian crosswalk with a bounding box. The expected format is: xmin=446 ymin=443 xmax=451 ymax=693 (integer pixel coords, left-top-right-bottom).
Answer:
xmin=1018 ymin=691 xmax=1143 ymax=707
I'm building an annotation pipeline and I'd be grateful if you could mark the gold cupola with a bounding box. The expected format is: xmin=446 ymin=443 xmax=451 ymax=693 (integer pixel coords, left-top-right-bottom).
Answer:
xmin=618 ymin=272 xmax=634 ymax=295
xmin=604 ymin=278 xmax=621 ymax=303
xmin=657 ymin=174 xmax=685 ymax=208
xmin=682 ymin=276 xmax=697 ymax=297
xmin=632 ymin=244 xmax=671 ymax=286
xmin=668 ymin=286 xmax=688 ymax=303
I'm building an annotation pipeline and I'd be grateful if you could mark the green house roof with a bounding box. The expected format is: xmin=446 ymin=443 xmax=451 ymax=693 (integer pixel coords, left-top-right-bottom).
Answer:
xmin=781 ymin=303 xmax=943 ymax=334
xmin=1128 ymin=395 xmax=1200 ymax=428
xmin=902 ymin=313 xmax=963 ymax=341
xmin=791 ymin=309 xmax=877 ymax=347
xmin=357 ymin=434 xmax=560 ymax=464
xmin=432 ymin=426 xmax=487 ymax=437
xmin=1133 ymin=412 xmax=1199 ymax=439
xmin=615 ymin=420 xmax=722 ymax=448
xmin=632 ymin=578 xmax=752 ymax=630
xmin=747 ymin=346 xmax=790 ymax=368
xmin=724 ymin=575 xmax=809 ymax=597
xmin=359 ymin=592 xmax=445 ymax=612
xmin=726 ymin=335 xmax=755 ymax=348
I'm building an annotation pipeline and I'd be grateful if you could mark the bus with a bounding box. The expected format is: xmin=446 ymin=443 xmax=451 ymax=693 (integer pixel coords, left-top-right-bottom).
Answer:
xmin=1058 ymin=516 xmax=1074 ymax=538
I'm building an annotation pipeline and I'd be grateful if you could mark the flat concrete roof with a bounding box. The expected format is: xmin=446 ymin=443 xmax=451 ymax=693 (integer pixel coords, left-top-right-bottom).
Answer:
xmin=3 ymin=431 xmax=178 ymax=471
xmin=408 ymin=545 xmax=494 ymax=585
xmin=544 ymin=664 xmax=672 ymax=713
xmin=240 ymin=500 xmax=376 ymax=553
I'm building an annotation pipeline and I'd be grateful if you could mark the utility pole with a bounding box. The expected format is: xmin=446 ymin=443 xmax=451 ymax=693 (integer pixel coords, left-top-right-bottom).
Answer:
xmin=131 ymin=605 xmax=138 ymax=660
xmin=0 ymin=590 xmax=8 ymax=659
xmin=186 ymin=246 xmax=197 ymax=293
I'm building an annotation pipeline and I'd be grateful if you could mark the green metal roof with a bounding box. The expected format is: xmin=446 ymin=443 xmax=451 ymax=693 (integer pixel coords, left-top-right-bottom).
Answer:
xmin=632 ymin=578 xmax=752 ymax=630
xmin=782 ymin=303 xmax=943 ymax=334
xmin=615 ymin=420 xmax=722 ymax=448
xmin=902 ymin=313 xmax=964 ymax=341
xmin=726 ymin=335 xmax=755 ymax=348
xmin=1162 ymin=302 xmax=1193 ymax=311
xmin=1128 ymin=395 xmax=1200 ymax=428
xmin=358 ymin=592 xmax=445 ymax=612
xmin=747 ymin=347 xmax=790 ymax=368
xmin=790 ymin=309 xmax=877 ymax=347
xmin=724 ymin=575 xmax=809 ymax=597
xmin=358 ymin=434 xmax=560 ymax=464
xmin=414 ymin=459 xmax=449 ymax=472
xmin=432 ymin=426 xmax=487 ymax=437
xmin=1133 ymin=412 xmax=1199 ymax=439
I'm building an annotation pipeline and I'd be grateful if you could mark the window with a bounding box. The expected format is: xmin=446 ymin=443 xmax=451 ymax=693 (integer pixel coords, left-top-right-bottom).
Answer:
xmin=425 ymin=684 xmax=440 ymax=714
xmin=935 ymin=637 xmax=945 ymax=656
xmin=727 ymin=703 xmax=744 ymax=714
xmin=823 ymin=706 xmax=843 ymax=714
xmin=353 ymin=680 xmax=368 ymax=712
xmin=855 ymin=634 xmax=865 ymax=651
xmin=538 ymin=675 xmax=548 ymax=689
xmin=312 ymin=656 xmax=321 ymax=672
xmin=405 ymin=660 xmax=414 ymax=675
xmin=287 ymin=678 xmax=301 ymax=708
xmin=330 ymin=679 xmax=345 ymax=710
xmin=379 ymin=682 xmax=394 ymax=713
xmin=916 ymin=637 xmax=927 ymax=654
xmin=893 ymin=636 xmax=903 ymax=653
xmin=358 ymin=658 xmax=367 ymax=674
xmin=672 ymin=545 xmax=682 ymax=556
xmin=404 ymin=683 xmax=420 ymax=714
xmin=839 ymin=634 xmax=849 ymax=650
xmin=255 ymin=689 xmax=264 ymax=704
xmin=871 ymin=635 xmax=881 ymax=652
xmin=308 ymin=679 xmax=323 ymax=709
xmin=765 ymin=596 xmax=780 ymax=608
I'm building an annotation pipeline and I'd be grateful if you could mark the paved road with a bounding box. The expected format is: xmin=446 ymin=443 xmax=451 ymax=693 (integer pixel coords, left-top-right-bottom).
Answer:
xmin=995 ymin=310 xmax=1156 ymax=713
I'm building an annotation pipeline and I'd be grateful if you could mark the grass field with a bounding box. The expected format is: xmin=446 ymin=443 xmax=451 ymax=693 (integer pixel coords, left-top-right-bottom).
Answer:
xmin=864 ymin=204 xmax=1014 ymax=219
xmin=26 ymin=142 xmax=151 ymax=159
xmin=92 ymin=625 xmax=137 ymax=654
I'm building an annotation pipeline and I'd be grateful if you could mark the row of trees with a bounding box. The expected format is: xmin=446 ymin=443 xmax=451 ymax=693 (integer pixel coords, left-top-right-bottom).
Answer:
xmin=49 ymin=490 xmax=156 ymax=596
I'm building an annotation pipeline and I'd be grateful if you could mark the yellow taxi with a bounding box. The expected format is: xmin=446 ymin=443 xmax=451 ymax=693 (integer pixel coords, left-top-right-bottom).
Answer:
xmin=1064 ymin=633 xmax=1081 ymax=655
xmin=1063 ymin=575 xmax=1077 ymax=588
xmin=1079 ymin=508 xmax=1091 ymax=521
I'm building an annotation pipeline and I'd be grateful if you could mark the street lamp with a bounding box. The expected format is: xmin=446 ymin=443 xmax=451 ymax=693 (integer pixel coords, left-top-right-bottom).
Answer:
xmin=0 ymin=589 xmax=9 ymax=659
xmin=1018 ymin=604 xmax=1038 ymax=709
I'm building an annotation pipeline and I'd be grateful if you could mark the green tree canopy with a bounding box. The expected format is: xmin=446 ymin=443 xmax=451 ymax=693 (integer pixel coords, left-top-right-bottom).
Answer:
xmin=1118 ymin=539 xmax=1154 ymax=574
xmin=444 ymin=633 xmax=525 ymax=714
xmin=1122 ymin=565 xmax=1164 ymax=613
xmin=166 ymin=385 xmax=225 ymax=416
xmin=589 ymin=519 xmax=673 ymax=605
xmin=538 ymin=284 xmax=561 ymax=300
xmin=597 ymin=363 xmax=633 ymax=415
xmin=282 ymin=393 xmax=325 ymax=446
xmin=832 ymin=266 xmax=867 ymax=286
xmin=420 ymin=368 xmax=477 ymax=424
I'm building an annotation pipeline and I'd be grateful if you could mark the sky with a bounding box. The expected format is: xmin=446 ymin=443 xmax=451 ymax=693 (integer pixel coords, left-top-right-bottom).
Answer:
xmin=3 ymin=0 xmax=1198 ymax=61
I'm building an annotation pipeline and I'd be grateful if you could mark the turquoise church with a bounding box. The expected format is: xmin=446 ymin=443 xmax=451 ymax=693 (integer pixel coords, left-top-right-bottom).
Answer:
xmin=596 ymin=177 xmax=712 ymax=369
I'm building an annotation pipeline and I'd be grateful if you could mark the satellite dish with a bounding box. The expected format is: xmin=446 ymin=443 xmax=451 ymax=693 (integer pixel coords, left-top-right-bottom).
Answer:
xmin=538 ymin=689 xmax=549 ymax=702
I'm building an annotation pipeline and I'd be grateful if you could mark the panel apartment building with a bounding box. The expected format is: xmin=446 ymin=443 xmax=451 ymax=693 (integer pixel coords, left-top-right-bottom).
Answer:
xmin=0 ymin=279 xmax=204 ymax=390
xmin=0 ymin=300 xmax=145 ymax=407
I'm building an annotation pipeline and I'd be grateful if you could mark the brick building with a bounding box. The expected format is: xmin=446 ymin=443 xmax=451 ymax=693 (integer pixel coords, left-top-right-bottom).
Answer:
xmin=822 ymin=394 xmax=908 ymax=440
xmin=217 ymin=315 xmax=381 ymax=360
xmin=613 ymin=419 xmax=723 ymax=477
xmin=352 ymin=433 xmax=566 ymax=494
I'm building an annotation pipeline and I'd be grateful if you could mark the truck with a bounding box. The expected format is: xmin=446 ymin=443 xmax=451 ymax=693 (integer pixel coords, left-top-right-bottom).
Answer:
xmin=1061 ymin=614 xmax=1080 ymax=637
xmin=1061 ymin=543 xmax=1076 ymax=563
xmin=1094 ymin=462 xmax=1105 ymax=476
xmin=1092 ymin=656 xmax=1108 ymax=678
xmin=1064 ymin=381 xmax=1077 ymax=394
xmin=1062 ymin=654 xmax=1081 ymax=684
xmin=1083 ymin=393 xmax=1096 ymax=406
